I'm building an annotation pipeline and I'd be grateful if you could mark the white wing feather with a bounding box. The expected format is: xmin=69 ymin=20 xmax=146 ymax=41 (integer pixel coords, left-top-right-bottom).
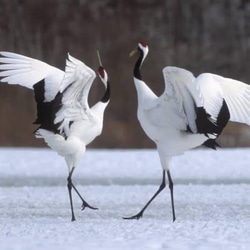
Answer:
xmin=60 ymin=53 xmax=96 ymax=107
xmin=197 ymin=73 xmax=250 ymax=125
xmin=149 ymin=65 xmax=250 ymax=134
xmin=54 ymin=53 xmax=96 ymax=134
xmin=161 ymin=66 xmax=203 ymax=132
xmin=0 ymin=51 xmax=64 ymax=101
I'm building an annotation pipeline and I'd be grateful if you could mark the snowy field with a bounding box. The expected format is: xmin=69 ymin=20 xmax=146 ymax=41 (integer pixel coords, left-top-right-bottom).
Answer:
xmin=1 ymin=148 xmax=250 ymax=250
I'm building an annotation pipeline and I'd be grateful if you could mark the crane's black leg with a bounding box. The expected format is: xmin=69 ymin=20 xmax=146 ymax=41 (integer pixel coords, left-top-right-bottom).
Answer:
xmin=67 ymin=167 xmax=98 ymax=221
xmin=123 ymin=170 xmax=166 ymax=220
xmin=167 ymin=170 xmax=176 ymax=222
xmin=68 ymin=167 xmax=98 ymax=211
xmin=67 ymin=168 xmax=76 ymax=221
xmin=71 ymin=183 xmax=98 ymax=210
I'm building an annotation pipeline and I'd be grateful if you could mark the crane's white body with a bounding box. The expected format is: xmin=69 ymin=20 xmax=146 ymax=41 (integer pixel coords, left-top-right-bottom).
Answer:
xmin=0 ymin=52 xmax=109 ymax=171
xmin=134 ymin=77 xmax=207 ymax=169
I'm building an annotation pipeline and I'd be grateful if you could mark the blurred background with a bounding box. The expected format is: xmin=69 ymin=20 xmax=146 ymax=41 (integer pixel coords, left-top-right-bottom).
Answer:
xmin=0 ymin=0 xmax=250 ymax=148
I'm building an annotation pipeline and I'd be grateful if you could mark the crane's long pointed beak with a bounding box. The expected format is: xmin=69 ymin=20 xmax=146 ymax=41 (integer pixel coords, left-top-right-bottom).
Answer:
xmin=96 ymin=50 xmax=103 ymax=66
xmin=129 ymin=48 xmax=138 ymax=57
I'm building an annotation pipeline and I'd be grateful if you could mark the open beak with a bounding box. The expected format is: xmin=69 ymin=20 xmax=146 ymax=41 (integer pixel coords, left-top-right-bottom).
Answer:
xmin=129 ymin=48 xmax=138 ymax=57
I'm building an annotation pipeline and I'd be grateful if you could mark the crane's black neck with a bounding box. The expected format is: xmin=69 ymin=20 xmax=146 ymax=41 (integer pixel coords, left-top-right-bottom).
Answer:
xmin=101 ymin=80 xmax=110 ymax=103
xmin=134 ymin=49 xmax=144 ymax=80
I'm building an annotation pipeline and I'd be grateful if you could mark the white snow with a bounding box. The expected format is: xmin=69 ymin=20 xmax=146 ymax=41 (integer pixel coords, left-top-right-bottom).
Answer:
xmin=0 ymin=148 xmax=250 ymax=250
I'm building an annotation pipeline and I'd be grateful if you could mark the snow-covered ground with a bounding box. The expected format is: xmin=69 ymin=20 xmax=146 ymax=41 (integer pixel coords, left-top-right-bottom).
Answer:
xmin=0 ymin=148 xmax=250 ymax=250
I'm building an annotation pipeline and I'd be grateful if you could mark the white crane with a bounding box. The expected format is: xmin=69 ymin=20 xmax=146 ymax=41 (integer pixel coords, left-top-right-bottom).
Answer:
xmin=0 ymin=51 xmax=110 ymax=221
xmin=124 ymin=41 xmax=250 ymax=221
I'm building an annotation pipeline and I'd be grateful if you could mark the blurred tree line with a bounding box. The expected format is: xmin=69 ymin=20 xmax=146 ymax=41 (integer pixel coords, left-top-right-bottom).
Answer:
xmin=1 ymin=0 xmax=250 ymax=148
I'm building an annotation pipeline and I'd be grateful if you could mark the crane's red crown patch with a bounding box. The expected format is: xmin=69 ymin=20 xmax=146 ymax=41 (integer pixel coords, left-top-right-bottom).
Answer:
xmin=98 ymin=67 xmax=105 ymax=78
xmin=139 ymin=41 xmax=147 ymax=47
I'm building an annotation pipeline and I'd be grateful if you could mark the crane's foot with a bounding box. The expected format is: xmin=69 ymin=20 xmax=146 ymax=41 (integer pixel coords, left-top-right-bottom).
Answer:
xmin=123 ymin=211 xmax=143 ymax=220
xmin=81 ymin=201 xmax=98 ymax=211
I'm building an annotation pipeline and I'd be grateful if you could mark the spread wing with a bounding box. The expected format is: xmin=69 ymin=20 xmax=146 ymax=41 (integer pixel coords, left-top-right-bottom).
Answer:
xmin=54 ymin=54 xmax=96 ymax=135
xmin=160 ymin=66 xmax=202 ymax=133
xmin=154 ymin=66 xmax=217 ymax=136
xmin=197 ymin=73 xmax=250 ymax=125
xmin=0 ymin=51 xmax=64 ymax=101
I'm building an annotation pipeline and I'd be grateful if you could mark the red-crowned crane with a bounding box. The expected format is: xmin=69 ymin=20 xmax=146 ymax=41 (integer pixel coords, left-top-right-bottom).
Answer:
xmin=124 ymin=41 xmax=250 ymax=221
xmin=0 ymin=51 xmax=110 ymax=221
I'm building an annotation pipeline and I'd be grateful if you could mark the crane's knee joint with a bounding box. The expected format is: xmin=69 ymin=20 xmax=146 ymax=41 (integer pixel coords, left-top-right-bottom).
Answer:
xmin=160 ymin=182 xmax=166 ymax=190
xmin=67 ymin=177 xmax=72 ymax=189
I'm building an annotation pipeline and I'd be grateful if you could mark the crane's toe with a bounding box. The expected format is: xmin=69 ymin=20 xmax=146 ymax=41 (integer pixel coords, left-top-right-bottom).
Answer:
xmin=81 ymin=202 xmax=98 ymax=211
xmin=123 ymin=212 xmax=143 ymax=220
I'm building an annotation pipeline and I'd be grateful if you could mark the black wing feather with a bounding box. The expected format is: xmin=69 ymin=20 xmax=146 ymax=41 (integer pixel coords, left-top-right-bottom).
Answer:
xmin=33 ymin=79 xmax=63 ymax=134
